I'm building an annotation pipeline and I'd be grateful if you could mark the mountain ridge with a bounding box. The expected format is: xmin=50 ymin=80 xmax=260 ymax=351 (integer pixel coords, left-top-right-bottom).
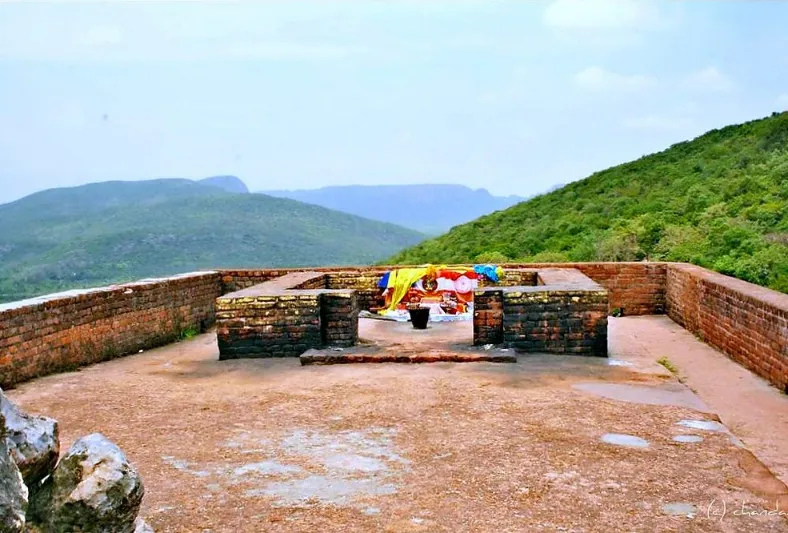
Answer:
xmin=261 ymin=184 xmax=527 ymax=234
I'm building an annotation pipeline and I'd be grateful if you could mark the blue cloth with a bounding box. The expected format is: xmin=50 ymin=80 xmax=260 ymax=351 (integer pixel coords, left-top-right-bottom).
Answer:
xmin=473 ymin=264 xmax=500 ymax=283
xmin=377 ymin=272 xmax=391 ymax=289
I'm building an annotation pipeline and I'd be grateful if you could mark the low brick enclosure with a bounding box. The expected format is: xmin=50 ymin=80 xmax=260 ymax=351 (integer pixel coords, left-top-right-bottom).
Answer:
xmin=0 ymin=262 xmax=785 ymax=391
xmin=474 ymin=269 xmax=608 ymax=356
xmin=218 ymin=262 xmax=664 ymax=316
xmin=216 ymin=272 xmax=358 ymax=359
xmin=218 ymin=267 xmax=607 ymax=359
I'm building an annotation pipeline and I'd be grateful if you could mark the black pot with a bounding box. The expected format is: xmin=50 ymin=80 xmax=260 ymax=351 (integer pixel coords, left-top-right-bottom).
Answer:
xmin=408 ymin=307 xmax=430 ymax=329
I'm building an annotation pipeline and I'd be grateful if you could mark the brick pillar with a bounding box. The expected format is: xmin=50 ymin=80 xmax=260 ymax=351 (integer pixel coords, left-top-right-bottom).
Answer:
xmin=473 ymin=288 xmax=503 ymax=345
xmin=321 ymin=291 xmax=359 ymax=347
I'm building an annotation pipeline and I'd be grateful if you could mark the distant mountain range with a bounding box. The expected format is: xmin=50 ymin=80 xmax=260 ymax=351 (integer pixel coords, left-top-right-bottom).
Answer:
xmin=261 ymin=185 xmax=527 ymax=234
xmin=0 ymin=179 xmax=424 ymax=302
xmin=199 ymin=175 xmax=249 ymax=194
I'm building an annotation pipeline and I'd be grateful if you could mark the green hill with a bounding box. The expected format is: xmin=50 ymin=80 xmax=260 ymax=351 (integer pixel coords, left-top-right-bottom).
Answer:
xmin=0 ymin=180 xmax=425 ymax=302
xmin=390 ymin=112 xmax=788 ymax=293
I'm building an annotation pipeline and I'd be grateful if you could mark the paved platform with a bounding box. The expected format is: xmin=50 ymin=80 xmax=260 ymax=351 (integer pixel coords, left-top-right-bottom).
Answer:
xmin=5 ymin=317 xmax=788 ymax=532
xmin=302 ymin=319 xmax=516 ymax=364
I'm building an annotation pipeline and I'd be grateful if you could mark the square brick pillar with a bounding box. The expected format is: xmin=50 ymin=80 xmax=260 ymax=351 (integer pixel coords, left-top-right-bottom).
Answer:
xmin=321 ymin=291 xmax=359 ymax=347
xmin=473 ymin=288 xmax=504 ymax=345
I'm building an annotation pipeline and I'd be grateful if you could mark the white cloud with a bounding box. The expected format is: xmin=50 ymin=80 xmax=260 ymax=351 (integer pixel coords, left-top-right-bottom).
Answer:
xmin=573 ymin=66 xmax=656 ymax=92
xmin=543 ymin=0 xmax=667 ymax=30
xmin=776 ymin=93 xmax=788 ymax=109
xmin=682 ymin=67 xmax=735 ymax=92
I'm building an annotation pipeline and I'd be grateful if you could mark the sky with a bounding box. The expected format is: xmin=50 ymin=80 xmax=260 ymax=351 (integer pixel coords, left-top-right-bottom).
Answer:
xmin=1 ymin=0 xmax=787 ymax=205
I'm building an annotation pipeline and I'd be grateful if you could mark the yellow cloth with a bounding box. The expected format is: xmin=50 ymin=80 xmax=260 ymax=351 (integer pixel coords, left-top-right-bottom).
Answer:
xmin=383 ymin=267 xmax=428 ymax=311
xmin=380 ymin=264 xmax=479 ymax=312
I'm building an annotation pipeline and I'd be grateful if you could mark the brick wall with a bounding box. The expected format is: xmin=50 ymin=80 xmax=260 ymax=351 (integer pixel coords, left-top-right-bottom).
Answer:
xmin=4 ymin=261 xmax=782 ymax=388
xmin=473 ymin=290 xmax=504 ymax=345
xmin=215 ymin=272 xmax=359 ymax=359
xmin=518 ymin=263 xmax=665 ymax=315
xmin=501 ymin=288 xmax=608 ymax=356
xmin=666 ymin=263 xmax=788 ymax=391
xmin=0 ymin=272 xmax=221 ymax=388
xmin=218 ymin=263 xmax=665 ymax=315
xmin=321 ymin=291 xmax=359 ymax=347
xmin=216 ymin=292 xmax=323 ymax=359
xmin=474 ymin=268 xmax=609 ymax=356
xmin=326 ymin=271 xmax=386 ymax=311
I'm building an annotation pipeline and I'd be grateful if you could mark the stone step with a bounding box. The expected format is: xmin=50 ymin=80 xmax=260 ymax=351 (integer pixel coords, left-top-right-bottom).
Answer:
xmin=300 ymin=350 xmax=516 ymax=365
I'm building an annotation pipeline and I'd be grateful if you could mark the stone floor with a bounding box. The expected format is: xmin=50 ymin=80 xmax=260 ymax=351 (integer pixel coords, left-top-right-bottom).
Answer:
xmin=6 ymin=317 xmax=788 ymax=532
xmin=302 ymin=319 xmax=517 ymax=364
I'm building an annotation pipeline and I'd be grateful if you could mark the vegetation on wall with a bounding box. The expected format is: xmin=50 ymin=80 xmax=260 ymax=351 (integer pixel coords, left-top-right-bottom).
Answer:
xmin=390 ymin=112 xmax=788 ymax=293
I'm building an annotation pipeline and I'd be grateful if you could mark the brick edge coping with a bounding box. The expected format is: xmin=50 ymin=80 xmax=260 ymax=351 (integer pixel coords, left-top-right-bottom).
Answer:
xmin=667 ymin=263 xmax=788 ymax=315
xmin=0 ymin=271 xmax=218 ymax=316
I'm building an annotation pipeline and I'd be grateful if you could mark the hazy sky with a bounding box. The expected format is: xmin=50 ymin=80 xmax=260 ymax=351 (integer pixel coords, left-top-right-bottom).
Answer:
xmin=1 ymin=0 xmax=787 ymax=204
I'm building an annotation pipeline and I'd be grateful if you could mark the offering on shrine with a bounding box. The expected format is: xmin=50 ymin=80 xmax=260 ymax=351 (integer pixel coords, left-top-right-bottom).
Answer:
xmin=376 ymin=264 xmax=503 ymax=322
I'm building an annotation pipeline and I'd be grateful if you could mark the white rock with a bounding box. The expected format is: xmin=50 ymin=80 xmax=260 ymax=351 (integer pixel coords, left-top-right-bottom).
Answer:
xmin=134 ymin=517 xmax=155 ymax=532
xmin=0 ymin=388 xmax=59 ymax=490
xmin=31 ymin=433 xmax=144 ymax=533
xmin=0 ymin=411 xmax=28 ymax=533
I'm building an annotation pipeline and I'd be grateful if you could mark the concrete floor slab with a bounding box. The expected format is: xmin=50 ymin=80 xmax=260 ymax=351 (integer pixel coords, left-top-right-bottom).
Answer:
xmin=5 ymin=317 xmax=788 ymax=532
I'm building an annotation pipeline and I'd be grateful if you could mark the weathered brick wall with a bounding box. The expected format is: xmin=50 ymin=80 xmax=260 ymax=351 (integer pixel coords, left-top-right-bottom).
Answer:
xmin=325 ymin=271 xmax=385 ymax=290
xmin=475 ymin=269 xmax=609 ymax=356
xmin=502 ymin=288 xmax=608 ymax=356
xmin=216 ymin=292 xmax=322 ymax=359
xmin=326 ymin=272 xmax=386 ymax=310
xmin=0 ymin=272 xmax=221 ymax=388
xmin=218 ymin=263 xmax=665 ymax=315
xmin=666 ymin=263 xmax=788 ymax=391
xmin=219 ymin=270 xmax=289 ymax=293
xmin=293 ymin=275 xmax=328 ymax=290
xmin=216 ymin=272 xmax=359 ymax=359
xmin=321 ymin=291 xmax=359 ymax=347
xmin=519 ymin=263 xmax=665 ymax=315
xmin=496 ymin=269 xmax=538 ymax=287
xmin=2 ymin=261 xmax=782 ymax=386
xmin=473 ymin=289 xmax=504 ymax=345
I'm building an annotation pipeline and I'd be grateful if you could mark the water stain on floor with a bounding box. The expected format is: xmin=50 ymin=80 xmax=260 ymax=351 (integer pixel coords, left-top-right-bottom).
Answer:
xmin=573 ymin=382 xmax=710 ymax=412
xmin=677 ymin=419 xmax=727 ymax=432
xmin=600 ymin=433 xmax=650 ymax=448
xmin=673 ymin=435 xmax=704 ymax=444
xmin=160 ymin=426 xmax=409 ymax=509
xmin=661 ymin=502 xmax=698 ymax=517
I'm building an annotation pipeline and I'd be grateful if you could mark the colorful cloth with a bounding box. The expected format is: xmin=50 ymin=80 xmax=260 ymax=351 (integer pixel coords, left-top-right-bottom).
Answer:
xmin=473 ymin=264 xmax=503 ymax=282
xmin=436 ymin=278 xmax=456 ymax=292
xmin=437 ymin=269 xmax=478 ymax=281
xmin=377 ymin=272 xmax=391 ymax=289
xmin=383 ymin=267 xmax=429 ymax=311
xmin=454 ymin=275 xmax=475 ymax=294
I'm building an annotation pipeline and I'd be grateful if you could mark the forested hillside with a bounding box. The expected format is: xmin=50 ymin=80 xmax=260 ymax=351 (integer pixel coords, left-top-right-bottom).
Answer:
xmin=0 ymin=180 xmax=424 ymax=302
xmin=390 ymin=113 xmax=788 ymax=293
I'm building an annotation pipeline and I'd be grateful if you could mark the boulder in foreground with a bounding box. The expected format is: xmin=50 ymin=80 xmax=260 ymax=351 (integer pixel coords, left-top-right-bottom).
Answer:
xmin=0 ymin=411 xmax=28 ymax=533
xmin=31 ymin=433 xmax=144 ymax=533
xmin=0 ymin=389 xmax=59 ymax=490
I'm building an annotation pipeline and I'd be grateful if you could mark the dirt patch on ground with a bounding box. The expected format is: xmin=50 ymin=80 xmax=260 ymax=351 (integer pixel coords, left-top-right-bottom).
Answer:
xmin=6 ymin=318 xmax=788 ymax=532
